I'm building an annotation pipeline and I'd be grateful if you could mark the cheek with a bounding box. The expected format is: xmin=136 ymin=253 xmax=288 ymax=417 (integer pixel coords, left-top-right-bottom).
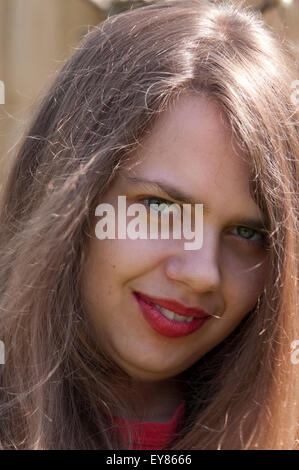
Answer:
xmin=81 ymin=237 xmax=168 ymax=300
xmin=96 ymin=237 xmax=173 ymax=279
xmin=223 ymin=250 xmax=269 ymax=317
xmin=205 ymin=255 xmax=269 ymax=348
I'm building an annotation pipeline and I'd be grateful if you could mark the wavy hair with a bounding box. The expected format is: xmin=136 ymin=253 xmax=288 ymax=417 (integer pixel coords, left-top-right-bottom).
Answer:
xmin=0 ymin=0 xmax=298 ymax=449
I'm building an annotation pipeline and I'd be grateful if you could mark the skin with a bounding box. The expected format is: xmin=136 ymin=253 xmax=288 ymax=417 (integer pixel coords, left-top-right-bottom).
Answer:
xmin=81 ymin=94 xmax=269 ymax=422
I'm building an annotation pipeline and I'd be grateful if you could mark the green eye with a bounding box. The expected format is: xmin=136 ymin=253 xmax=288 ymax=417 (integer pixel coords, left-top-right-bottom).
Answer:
xmin=145 ymin=197 xmax=169 ymax=211
xmin=237 ymin=227 xmax=256 ymax=239
xmin=141 ymin=197 xmax=180 ymax=216
xmin=233 ymin=226 xmax=264 ymax=245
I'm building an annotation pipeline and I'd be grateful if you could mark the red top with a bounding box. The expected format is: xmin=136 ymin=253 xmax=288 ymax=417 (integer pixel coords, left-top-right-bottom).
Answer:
xmin=113 ymin=401 xmax=186 ymax=450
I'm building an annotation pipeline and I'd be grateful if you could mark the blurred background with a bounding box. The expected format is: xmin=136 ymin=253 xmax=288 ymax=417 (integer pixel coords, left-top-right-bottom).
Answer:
xmin=0 ymin=0 xmax=298 ymax=182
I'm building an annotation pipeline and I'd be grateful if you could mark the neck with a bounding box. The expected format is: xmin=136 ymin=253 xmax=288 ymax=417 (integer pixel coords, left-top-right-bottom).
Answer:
xmin=114 ymin=374 xmax=186 ymax=423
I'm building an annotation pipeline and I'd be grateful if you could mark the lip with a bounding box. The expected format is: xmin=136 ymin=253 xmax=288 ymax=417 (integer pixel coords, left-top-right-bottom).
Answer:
xmin=133 ymin=291 xmax=209 ymax=318
xmin=133 ymin=291 xmax=211 ymax=338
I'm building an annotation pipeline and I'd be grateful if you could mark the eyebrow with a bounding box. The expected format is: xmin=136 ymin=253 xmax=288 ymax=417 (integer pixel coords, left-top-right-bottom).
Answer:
xmin=122 ymin=174 xmax=267 ymax=231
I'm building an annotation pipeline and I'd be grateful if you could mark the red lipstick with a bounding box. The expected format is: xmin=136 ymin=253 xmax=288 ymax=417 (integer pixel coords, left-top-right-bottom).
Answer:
xmin=133 ymin=291 xmax=211 ymax=338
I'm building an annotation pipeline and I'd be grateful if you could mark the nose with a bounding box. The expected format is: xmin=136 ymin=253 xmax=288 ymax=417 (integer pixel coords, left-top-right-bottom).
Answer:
xmin=164 ymin=231 xmax=221 ymax=294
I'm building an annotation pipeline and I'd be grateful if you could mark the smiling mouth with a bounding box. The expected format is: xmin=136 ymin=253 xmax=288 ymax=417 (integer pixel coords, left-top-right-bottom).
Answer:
xmin=144 ymin=301 xmax=194 ymax=322
xmin=133 ymin=291 xmax=211 ymax=338
xmin=133 ymin=290 xmax=210 ymax=318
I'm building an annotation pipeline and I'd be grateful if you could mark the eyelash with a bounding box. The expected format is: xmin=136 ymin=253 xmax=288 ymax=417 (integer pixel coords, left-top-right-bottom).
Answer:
xmin=140 ymin=196 xmax=267 ymax=247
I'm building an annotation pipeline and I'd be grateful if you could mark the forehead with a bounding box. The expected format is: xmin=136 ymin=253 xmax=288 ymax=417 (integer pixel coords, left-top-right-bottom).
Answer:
xmin=124 ymin=94 xmax=259 ymax=214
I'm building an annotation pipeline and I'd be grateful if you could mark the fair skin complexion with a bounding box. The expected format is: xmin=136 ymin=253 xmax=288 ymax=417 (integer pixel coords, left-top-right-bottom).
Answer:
xmin=81 ymin=94 xmax=269 ymax=422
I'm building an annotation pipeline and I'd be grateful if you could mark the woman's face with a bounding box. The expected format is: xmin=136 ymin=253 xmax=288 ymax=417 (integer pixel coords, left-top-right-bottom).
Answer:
xmin=81 ymin=94 xmax=269 ymax=382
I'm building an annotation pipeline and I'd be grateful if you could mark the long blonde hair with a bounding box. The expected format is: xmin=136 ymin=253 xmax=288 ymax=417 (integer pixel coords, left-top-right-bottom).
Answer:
xmin=0 ymin=0 xmax=298 ymax=449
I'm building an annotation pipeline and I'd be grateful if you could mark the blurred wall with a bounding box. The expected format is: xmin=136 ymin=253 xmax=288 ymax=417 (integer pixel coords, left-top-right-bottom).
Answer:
xmin=0 ymin=0 xmax=298 ymax=184
xmin=248 ymin=0 xmax=299 ymax=52
xmin=0 ymin=0 xmax=103 ymax=181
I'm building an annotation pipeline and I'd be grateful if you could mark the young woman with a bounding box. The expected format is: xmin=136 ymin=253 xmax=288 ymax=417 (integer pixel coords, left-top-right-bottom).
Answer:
xmin=0 ymin=0 xmax=298 ymax=450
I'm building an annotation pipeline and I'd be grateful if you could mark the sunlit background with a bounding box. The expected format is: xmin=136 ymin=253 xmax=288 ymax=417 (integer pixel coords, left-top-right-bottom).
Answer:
xmin=0 ymin=0 xmax=298 ymax=182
